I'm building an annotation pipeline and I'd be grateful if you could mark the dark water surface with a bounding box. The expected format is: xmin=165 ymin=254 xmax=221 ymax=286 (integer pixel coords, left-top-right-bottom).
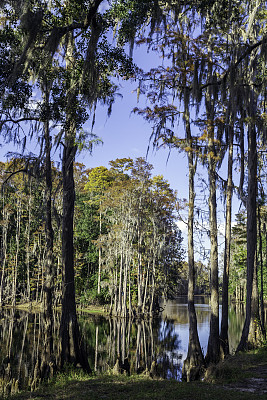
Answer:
xmin=0 ymin=297 xmax=246 ymax=395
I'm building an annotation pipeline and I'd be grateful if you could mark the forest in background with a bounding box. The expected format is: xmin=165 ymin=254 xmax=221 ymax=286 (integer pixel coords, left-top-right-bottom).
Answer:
xmin=0 ymin=157 xmax=186 ymax=314
xmin=2 ymin=157 xmax=263 ymax=312
xmin=0 ymin=0 xmax=266 ymax=386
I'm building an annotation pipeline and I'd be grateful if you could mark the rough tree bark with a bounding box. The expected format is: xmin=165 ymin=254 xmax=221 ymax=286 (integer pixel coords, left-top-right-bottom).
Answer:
xmin=205 ymin=97 xmax=220 ymax=365
xmin=59 ymin=31 xmax=90 ymax=372
xmin=0 ymin=194 xmax=9 ymax=306
xmin=258 ymin=205 xmax=266 ymax=339
xmin=42 ymin=82 xmax=55 ymax=370
xmin=12 ymin=197 xmax=21 ymax=307
xmin=182 ymin=90 xmax=205 ymax=381
xmin=220 ymin=123 xmax=233 ymax=357
xmin=236 ymin=125 xmax=257 ymax=352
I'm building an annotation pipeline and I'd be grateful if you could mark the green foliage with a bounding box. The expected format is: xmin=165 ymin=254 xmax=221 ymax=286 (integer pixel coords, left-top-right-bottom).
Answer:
xmin=229 ymin=207 xmax=267 ymax=302
xmin=97 ymin=157 xmax=184 ymax=311
xmin=79 ymin=287 xmax=110 ymax=307
xmin=229 ymin=211 xmax=247 ymax=300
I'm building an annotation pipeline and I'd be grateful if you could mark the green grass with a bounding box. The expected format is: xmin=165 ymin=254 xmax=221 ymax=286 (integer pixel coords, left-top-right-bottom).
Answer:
xmin=205 ymin=345 xmax=267 ymax=384
xmin=7 ymin=347 xmax=267 ymax=400
xmin=9 ymin=374 xmax=266 ymax=400
xmin=8 ymin=370 xmax=264 ymax=399
xmin=77 ymin=305 xmax=108 ymax=315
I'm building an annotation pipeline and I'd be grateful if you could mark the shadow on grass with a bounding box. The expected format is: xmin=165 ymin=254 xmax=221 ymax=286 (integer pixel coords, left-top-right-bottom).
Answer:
xmin=12 ymin=372 xmax=267 ymax=400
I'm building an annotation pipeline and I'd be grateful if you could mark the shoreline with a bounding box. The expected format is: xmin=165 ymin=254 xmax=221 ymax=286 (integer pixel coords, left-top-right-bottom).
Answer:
xmin=10 ymin=346 xmax=267 ymax=400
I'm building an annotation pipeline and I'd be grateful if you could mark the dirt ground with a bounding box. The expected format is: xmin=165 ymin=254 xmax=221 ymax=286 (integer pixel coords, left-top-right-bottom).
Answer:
xmin=223 ymin=364 xmax=267 ymax=396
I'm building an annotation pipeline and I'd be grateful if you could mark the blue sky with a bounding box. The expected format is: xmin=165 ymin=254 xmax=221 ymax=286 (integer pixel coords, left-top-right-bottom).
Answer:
xmin=0 ymin=40 xmax=243 ymax=264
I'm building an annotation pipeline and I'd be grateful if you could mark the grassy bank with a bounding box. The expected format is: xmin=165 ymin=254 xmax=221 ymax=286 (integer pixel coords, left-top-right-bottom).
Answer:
xmin=6 ymin=302 xmax=108 ymax=316
xmin=10 ymin=347 xmax=267 ymax=400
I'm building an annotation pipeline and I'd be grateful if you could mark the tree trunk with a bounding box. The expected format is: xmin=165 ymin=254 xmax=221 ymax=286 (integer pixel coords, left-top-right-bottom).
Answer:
xmin=43 ymin=83 xmax=55 ymax=365
xmin=26 ymin=181 xmax=32 ymax=302
xmin=248 ymin=254 xmax=264 ymax=346
xmin=128 ymin=258 xmax=132 ymax=317
xmin=122 ymin=253 xmax=128 ymax=318
xmin=0 ymin=195 xmax=9 ymax=306
xmin=149 ymin=258 xmax=156 ymax=316
xmin=60 ymin=136 xmax=90 ymax=370
xmin=258 ymin=206 xmax=266 ymax=339
xmin=12 ymin=197 xmax=21 ymax=307
xmin=137 ymin=232 xmax=143 ymax=315
xmin=205 ymin=124 xmax=220 ymax=364
xmin=220 ymin=124 xmax=233 ymax=357
xmin=142 ymin=265 xmax=149 ymax=315
xmin=237 ymin=125 xmax=257 ymax=352
xmin=182 ymin=90 xmax=204 ymax=381
xmin=59 ymin=31 xmax=90 ymax=372
xmin=97 ymin=209 xmax=102 ymax=294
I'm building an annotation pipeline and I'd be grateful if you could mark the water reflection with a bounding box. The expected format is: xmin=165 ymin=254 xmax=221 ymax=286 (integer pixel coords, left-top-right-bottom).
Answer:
xmin=79 ymin=315 xmax=182 ymax=379
xmin=0 ymin=298 xmax=247 ymax=395
xmin=160 ymin=297 xmax=246 ymax=364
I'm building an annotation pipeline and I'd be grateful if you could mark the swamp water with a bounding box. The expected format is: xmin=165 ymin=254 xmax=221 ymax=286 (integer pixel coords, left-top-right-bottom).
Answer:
xmin=0 ymin=297 xmax=245 ymax=395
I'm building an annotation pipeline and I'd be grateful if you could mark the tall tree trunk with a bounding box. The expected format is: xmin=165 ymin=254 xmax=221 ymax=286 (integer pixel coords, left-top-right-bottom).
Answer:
xmin=142 ymin=264 xmax=149 ymax=315
xmin=220 ymin=124 xmax=233 ymax=357
xmin=237 ymin=125 xmax=257 ymax=352
xmin=0 ymin=194 xmax=9 ymax=306
xmin=60 ymin=129 xmax=89 ymax=369
xmin=137 ymin=231 xmax=143 ymax=315
xmin=248 ymin=254 xmax=264 ymax=346
xmin=128 ymin=258 xmax=132 ymax=317
xmin=12 ymin=197 xmax=21 ymax=307
xmin=149 ymin=258 xmax=156 ymax=316
xmin=182 ymin=90 xmax=204 ymax=381
xmin=205 ymin=99 xmax=219 ymax=364
xmin=97 ymin=208 xmax=102 ymax=294
xmin=26 ymin=181 xmax=32 ymax=302
xmin=42 ymin=83 xmax=56 ymax=373
xmin=258 ymin=205 xmax=266 ymax=339
xmin=43 ymin=84 xmax=54 ymax=320
xmin=122 ymin=253 xmax=128 ymax=318
xmin=59 ymin=31 xmax=90 ymax=372
xmin=117 ymin=249 xmax=123 ymax=316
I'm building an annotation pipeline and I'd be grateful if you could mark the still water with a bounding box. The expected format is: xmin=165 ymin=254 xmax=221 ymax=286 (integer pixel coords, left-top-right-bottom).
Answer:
xmin=0 ymin=297 xmax=245 ymax=394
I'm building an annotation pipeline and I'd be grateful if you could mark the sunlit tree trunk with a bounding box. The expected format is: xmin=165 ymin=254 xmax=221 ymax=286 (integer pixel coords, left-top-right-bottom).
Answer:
xmin=205 ymin=86 xmax=220 ymax=364
xmin=122 ymin=253 xmax=128 ymax=318
xmin=258 ymin=205 xmax=266 ymax=339
xmin=149 ymin=258 xmax=156 ymax=316
xmin=0 ymin=193 xmax=9 ymax=306
xmin=25 ymin=181 xmax=32 ymax=302
xmin=12 ymin=197 xmax=21 ymax=307
xmin=182 ymin=90 xmax=204 ymax=381
xmin=137 ymin=229 xmax=143 ymax=315
xmin=117 ymin=249 xmax=123 ymax=316
xmin=97 ymin=207 xmax=102 ymax=294
xmin=128 ymin=259 xmax=132 ymax=317
xmin=142 ymin=264 xmax=149 ymax=315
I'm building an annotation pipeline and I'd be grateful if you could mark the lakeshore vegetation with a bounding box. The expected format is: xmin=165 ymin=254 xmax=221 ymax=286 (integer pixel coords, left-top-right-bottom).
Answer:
xmin=0 ymin=0 xmax=266 ymax=394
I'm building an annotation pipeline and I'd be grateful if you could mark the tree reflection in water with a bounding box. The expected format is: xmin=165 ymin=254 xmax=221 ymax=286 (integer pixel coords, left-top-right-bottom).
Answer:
xmin=0 ymin=309 xmax=61 ymax=396
xmin=0 ymin=301 xmax=246 ymax=395
xmin=79 ymin=314 xmax=182 ymax=378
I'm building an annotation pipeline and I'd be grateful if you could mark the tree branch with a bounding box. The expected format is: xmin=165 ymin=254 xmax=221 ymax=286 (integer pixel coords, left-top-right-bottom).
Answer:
xmin=200 ymin=37 xmax=266 ymax=91
xmin=44 ymin=0 xmax=104 ymax=40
